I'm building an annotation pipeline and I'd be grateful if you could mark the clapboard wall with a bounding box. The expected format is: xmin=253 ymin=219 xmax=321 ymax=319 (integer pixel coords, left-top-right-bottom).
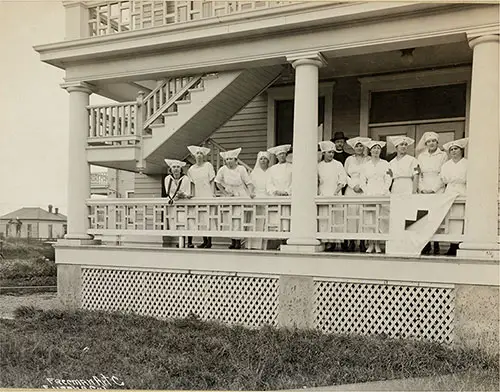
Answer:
xmin=209 ymin=93 xmax=268 ymax=167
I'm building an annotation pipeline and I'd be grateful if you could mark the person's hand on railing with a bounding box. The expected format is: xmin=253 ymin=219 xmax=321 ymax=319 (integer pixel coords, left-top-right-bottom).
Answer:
xmin=249 ymin=192 xmax=256 ymax=199
xmin=353 ymin=185 xmax=363 ymax=194
xmin=386 ymin=168 xmax=393 ymax=177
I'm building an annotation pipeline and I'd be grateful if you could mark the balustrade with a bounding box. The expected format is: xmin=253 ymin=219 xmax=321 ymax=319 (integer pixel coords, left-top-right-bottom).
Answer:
xmin=87 ymin=196 xmax=466 ymax=244
xmin=88 ymin=102 xmax=140 ymax=145
xmin=87 ymin=1 xmax=297 ymax=37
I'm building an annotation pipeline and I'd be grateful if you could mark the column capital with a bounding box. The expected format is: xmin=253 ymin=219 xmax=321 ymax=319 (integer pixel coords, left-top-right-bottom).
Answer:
xmin=466 ymin=27 xmax=499 ymax=47
xmin=61 ymin=81 xmax=94 ymax=94
xmin=286 ymin=52 xmax=327 ymax=69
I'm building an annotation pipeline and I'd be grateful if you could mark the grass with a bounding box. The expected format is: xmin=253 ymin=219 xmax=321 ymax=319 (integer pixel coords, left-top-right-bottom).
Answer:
xmin=1 ymin=238 xmax=55 ymax=260
xmin=0 ymin=308 xmax=498 ymax=390
xmin=0 ymin=239 xmax=57 ymax=291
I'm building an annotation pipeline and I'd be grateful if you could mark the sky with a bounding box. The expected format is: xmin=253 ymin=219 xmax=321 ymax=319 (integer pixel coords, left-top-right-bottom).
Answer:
xmin=0 ymin=0 xmax=109 ymax=217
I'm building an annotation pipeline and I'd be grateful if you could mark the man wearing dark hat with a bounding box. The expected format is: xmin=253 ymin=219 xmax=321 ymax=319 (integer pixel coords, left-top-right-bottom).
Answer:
xmin=330 ymin=131 xmax=351 ymax=252
xmin=331 ymin=131 xmax=351 ymax=166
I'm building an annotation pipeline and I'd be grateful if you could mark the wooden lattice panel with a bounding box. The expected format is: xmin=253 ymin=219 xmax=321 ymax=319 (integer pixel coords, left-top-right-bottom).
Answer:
xmin=314 ymin=280 xmax=455 ymax=343
xmin=82 ymin=268 xmax=278 ymax=328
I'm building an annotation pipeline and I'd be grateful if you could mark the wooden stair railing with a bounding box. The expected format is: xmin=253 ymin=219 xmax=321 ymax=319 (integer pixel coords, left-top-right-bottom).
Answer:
xmin=142 ymin=75 xmax=204 ymax=130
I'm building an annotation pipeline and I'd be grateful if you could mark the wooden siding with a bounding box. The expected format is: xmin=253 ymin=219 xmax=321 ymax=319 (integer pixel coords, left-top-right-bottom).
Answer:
xmin=210 ymin=94 xmax=268 ymax=167
xmin=134 ymin=173 xmax=163 ymax=198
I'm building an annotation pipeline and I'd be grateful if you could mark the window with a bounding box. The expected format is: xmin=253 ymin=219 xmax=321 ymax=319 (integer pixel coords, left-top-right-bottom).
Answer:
xmin=370 ymin=84 xmax=467 ymax=124
xmin=126 ymin=191 xmax=134 ymax=198
xmin=27 ymin=224 xmax=32 ymax=238
xmin=275 ymin=97 xmax=325 ymax=146
xmin=48 ymin=224 xmax=53 ymax=239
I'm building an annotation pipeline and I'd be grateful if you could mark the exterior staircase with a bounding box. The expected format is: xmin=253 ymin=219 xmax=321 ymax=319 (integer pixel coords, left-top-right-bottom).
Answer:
xmin=86 ymin=66 xmax=283 ymax=174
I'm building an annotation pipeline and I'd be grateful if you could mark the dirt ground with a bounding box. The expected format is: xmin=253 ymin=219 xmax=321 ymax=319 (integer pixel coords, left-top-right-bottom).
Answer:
xmin=0 ymin=293 xmax=63 ymax=319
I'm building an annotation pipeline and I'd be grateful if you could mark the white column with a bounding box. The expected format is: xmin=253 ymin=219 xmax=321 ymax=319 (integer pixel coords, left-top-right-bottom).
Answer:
xmin=458 ymin=34 xmax=500 ymax=260
xmin=281 ymin=52 xmax=326 ymax=253
xmin=61 ymin=82 xmax=93 ymax=241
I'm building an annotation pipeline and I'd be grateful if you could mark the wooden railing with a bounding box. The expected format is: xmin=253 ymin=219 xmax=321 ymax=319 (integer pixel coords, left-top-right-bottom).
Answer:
xmin=143 ymin=76 xmax=203 ymax=130
xmin=88 ymin=102 xmax=141 ymax=145
xmin=90 ymin=172 xmax=109 ymax=187
xmin=87 ymin=1 xmax=297 ymax=37
xmin=88 ymin=197 xmax=292 ymax=239
xmin=87 ymin=196 xmax=466 ymax=243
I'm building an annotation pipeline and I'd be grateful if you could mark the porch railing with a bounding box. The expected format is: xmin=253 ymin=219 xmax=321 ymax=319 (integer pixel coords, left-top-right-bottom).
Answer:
xmin=88 ymin=102 xmax=140 ymax=145
xmin=87 ymin=1 xmax=297 ymax=37
xmin=87 ymin=196 xmax=466 ymax=243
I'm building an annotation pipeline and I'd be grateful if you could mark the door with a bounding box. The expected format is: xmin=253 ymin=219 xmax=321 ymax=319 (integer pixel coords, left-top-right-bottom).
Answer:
xmin=415 ymin=122 xmax=465 ymax=151
xmin=370 ymin=121 xmax=465 ymax=159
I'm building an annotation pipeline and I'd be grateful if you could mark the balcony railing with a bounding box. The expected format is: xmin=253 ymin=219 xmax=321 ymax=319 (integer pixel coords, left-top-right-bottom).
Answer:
xmin=87 ymin=196 xmax=466 ymax=245
xmin=90 ymin=172 xmax=109 ymax=187
xmin=87 ymin=1 xmax=297 ymax=37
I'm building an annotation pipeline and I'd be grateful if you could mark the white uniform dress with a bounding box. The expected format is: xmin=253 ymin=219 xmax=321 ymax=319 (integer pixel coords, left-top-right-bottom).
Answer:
xmin=359 ymin=159 xmax=392 ymax=233
xmin=164 ymin=175 xmax=191 ymax=230
xmin=215 ymin=165 xmax=253 ymax=233
xmin=389 ymin=154 xmax=419 ymax=194
xmin=345 ymin=155 xmax=370 ymax=233
xmin=266 ymin=162 xmax=292 ymax=231
xmin=247 ymin=167 xmax=271 ymax=249
xmin=441 ymin=158 xmax=467 ymax=234
xmin=188 ymin=162 xmax=215 ymax=231
xmin=417 ymin=149 xmax=448 ymax=193
xmin=317 ymin=160 xmax=348 ymax=236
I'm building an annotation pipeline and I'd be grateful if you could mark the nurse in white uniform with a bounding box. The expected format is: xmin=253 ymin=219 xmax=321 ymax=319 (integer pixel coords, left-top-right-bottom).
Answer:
xmin=344 ymin=137 xmax=371 ymax=252
xmin=416 ymin=132 xmax=449 ymax=255
xmin=247 ymin=151 xmax=272 ymax=250
xmin=440 ymin=138 xmax=468 ymax=256
xmin=359 ymin=141 xmax=392 ymax=253
xmin=187 ymin=145 xmax=216 ymax=249
xmin=164 ymin=159 xmax=193 ymax=248
xmin=215 ymin=148 xmax=255 ymax=249
xmin=317 ymin=140 xmax=348 ymax=252
xmin=266 ymin=145 xmax=293 ymax=238
xmin=387 ymin=136 xmax=419 ymax=195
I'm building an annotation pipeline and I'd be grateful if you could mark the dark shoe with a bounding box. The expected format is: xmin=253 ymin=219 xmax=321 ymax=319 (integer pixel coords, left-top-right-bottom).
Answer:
xmin=228 ymin=239 xmax=236 ymax=249
xmin=205 ymin=243 xmax=212 ymax=249
xmin=234 ymin=240 xmax=242 ymax=250
xmin=341 ymin=240 xmax=349 ymax=252
xmin=348 ymin=240 xmax=355 ymax=252
xmin=197 ymin=243 xmax=207 ymax=248
xmin=433 ymin=242 xmax=440 ymax=255
xmin=187 ymin=243 xmax=194 ymax=248
xmin=446 ymin=243 xmax=459 ymax=256
xmin=324 ymin=243 xmax=334 ymax=252
xmin=359 ymin=241 xmax=367 ymax=253
xmin=422 ymin=242 xmax=431 ymax=255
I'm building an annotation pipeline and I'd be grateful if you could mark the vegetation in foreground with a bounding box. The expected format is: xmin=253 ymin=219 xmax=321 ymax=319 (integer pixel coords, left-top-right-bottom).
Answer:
xmin=0 ymin=239 xmax=56 ymax=290
xmin=0 ymin=308 xmax=497 ymax=390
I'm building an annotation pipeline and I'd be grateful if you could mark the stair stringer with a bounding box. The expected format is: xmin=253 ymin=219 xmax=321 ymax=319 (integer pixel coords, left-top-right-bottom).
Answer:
xmin=143 ymin=66 xmax=283 ymax=169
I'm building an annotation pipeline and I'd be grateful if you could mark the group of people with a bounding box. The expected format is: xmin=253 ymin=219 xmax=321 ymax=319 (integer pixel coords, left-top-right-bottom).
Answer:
xmin=163 ymin=130 xmax=468 ymax=255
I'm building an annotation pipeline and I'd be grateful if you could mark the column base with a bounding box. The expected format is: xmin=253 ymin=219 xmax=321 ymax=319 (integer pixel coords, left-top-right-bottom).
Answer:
xmin=457 ymin=242 xmax=500 ymax=260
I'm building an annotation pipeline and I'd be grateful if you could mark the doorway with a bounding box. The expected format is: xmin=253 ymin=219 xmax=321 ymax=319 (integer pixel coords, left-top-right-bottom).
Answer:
xmin=371 ymin=121 xmax=465 ymax=159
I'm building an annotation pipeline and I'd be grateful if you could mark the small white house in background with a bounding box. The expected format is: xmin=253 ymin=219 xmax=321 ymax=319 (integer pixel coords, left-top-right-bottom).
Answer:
xmin=0 ymin=205 xmax=67 ymax=239
xmin=90 ymin=170 xmax=135 ymax=198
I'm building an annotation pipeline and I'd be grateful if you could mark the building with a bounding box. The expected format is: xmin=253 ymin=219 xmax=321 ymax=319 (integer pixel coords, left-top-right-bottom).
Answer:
xmin=0 ymin=205 xmax=67 ymax=239
xmin=90 ymin=170 xmax=135 ymax=198
xmin=34 ymin=1 xmax=499 ymax=355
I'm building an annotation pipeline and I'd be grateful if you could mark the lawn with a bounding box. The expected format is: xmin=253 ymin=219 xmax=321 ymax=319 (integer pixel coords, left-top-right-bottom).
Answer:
xmin=1 ymin=308 xmax=498 ymax=390
xmin=0 ymin=239 xmax=56 ymax=291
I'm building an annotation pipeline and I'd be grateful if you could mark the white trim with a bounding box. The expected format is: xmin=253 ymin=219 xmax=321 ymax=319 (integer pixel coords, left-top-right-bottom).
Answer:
xmin=359 ymin=66 xmax=472 ymax=137
xmin=56 ymin=245 xmax=500 ymax=287
xmin=267 ymin=82 xmax=335 ymax=148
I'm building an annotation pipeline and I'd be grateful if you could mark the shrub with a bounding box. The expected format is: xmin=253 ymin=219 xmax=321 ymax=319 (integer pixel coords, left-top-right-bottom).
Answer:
xmin=2 ymin=238 xmax=55 ymax=261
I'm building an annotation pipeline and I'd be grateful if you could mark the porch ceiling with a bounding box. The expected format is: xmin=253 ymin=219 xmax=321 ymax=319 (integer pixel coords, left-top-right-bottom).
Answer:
xmin=320 ymin=41 xmax=473 ymax=79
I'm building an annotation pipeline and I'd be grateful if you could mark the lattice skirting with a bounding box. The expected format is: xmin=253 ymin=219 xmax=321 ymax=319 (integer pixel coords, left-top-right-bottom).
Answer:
xmin=81 ymin=267 xmax=279 ymax=328
xmin=314 ymin=279 xmax=455 ymax=343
